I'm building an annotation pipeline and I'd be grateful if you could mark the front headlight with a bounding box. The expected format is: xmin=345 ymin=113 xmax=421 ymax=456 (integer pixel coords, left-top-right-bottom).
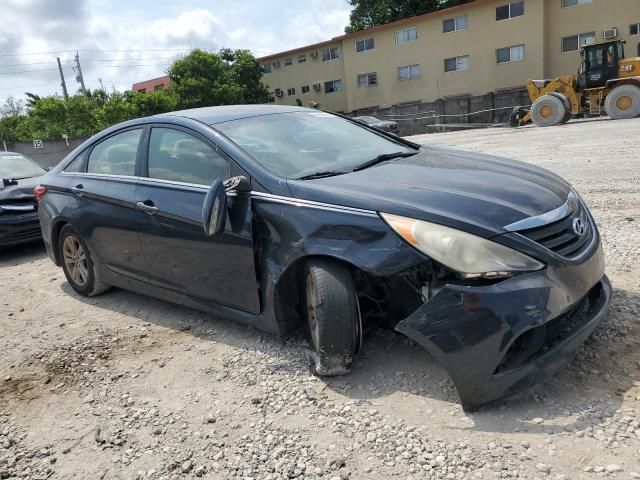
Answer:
xmin=381 ymin=213 xmax=545 ymax=277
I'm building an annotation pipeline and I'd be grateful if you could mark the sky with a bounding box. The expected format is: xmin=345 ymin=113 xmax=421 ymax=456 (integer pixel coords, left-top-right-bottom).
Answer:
xmin=0 ymin=0 xmax=351 ymax=101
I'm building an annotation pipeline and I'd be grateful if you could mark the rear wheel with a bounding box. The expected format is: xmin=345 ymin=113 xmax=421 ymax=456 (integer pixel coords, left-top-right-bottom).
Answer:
xmin=58 ymin=224 xmax=110 ymax=297
xmin=530 ymin=95 xmax=567 ymax=127
xmin=304 ymin=259 xmax=360 ymax=376
xmin=604 ymin=84 xmax=640 ymax=120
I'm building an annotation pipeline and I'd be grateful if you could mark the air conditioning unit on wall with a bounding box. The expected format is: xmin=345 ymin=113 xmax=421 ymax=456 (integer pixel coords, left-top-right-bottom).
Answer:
xmin=310 ymin=51 xmax=318 ymax=60
xmin=272 ymin=61 xmax=280 ymax=68
xmin=313 ymin=83 xmax=322 ymax=91
xmin=604 ymin=28 xmax=618 ymax=39
xmin=274 ymin=89 xmax=283 ymax=97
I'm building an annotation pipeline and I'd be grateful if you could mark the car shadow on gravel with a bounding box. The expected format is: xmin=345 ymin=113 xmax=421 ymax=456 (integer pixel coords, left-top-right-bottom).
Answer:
xmin=58 ymin=281 xmax=639 ymax=435
xmin=0 ymin=241 xmax=46 ymax=267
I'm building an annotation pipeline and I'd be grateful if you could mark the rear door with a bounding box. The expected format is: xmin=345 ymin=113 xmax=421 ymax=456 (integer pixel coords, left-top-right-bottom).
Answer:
xmin=66 ymin=127 xmax=148 ymax=280
xmin=134 ymin=125 xmax=260 ymax=314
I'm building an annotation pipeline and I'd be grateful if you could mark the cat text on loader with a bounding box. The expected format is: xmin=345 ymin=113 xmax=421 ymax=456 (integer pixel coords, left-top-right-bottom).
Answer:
xmin=512 ymin=40 xmax=640 ymax=127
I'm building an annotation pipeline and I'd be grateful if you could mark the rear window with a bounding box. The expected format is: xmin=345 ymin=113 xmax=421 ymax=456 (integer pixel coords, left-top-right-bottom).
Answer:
xmin=87 ymin=129 xmax=141 ymax=176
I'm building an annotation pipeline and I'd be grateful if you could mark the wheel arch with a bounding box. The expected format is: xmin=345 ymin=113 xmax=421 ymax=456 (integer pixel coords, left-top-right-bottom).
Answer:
xmin=50 ymin=219 xmax=69 ymax=266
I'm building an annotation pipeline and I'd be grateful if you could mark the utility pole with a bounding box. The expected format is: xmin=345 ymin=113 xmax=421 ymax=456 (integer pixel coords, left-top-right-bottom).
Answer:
xmin=56 ymin=57 xmax=69 ymax=99
xmin=74 ymin=51 xmax=87 ymax=96
xmin=98 ymin=78 xmax=105 ymax=91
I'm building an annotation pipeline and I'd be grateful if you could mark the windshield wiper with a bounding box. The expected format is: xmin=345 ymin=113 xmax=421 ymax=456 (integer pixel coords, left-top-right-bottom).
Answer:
xmin=296 ymin=171 xmax=346 ymax=180
xmin=352 ymin=151 xmax=418 ymax=172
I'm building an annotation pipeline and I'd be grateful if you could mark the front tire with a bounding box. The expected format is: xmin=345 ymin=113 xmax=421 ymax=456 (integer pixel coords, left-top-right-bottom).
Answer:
xmin=604 ymin=84 xmax=640 ymax=120
xmin=58 ymin=225 xmax=110 ymax=297
xmin=304 ymin=259 xmax=360 ymax=376
xmin=530 ymin=95 xmax=567 ymax=127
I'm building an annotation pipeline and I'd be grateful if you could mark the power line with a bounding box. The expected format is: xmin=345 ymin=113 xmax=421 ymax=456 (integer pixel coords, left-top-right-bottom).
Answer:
xmin=0 ymin=63 xmax=172 ymax=75
xmin=0 ymin=57 xmax=176 ymax=68
xmin=0 ymin=48 xmax=206 ymax=58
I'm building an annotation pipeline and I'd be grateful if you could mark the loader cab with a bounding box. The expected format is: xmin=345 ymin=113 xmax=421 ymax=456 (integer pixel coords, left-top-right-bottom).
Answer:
xmin=579 ymin=40 xmax=624 ymax=89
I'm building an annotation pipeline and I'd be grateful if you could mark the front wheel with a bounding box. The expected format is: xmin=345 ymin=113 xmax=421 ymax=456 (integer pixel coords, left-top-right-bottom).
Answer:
xmin=304 ymin=259 xmax=361 ymax=376
xmin=58 ymin=224 xmax=110 ymax=297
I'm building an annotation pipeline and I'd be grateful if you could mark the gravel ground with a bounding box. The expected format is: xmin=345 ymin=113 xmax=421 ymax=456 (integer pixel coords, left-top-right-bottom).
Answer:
xmin=1 ymin=117 xmax=639 ymax=480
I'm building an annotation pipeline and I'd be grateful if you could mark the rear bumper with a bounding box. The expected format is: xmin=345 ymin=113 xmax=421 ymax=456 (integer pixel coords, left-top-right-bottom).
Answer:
xmin=0 ymin=212 xmax=42 ymax=248
xmin=396 ymin=243 xmax=611 ymax=409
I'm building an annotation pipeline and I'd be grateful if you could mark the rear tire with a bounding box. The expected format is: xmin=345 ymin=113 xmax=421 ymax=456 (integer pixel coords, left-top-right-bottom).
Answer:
xmin=58 ymin=224 xmax=110 ymax=297
xmin=530 ymin=95 xmax=567 ymax=127
xmin=604 ymin=84 xmax=640 ymax=120
xmin=304 ymin=259 xmax=360 ymax=376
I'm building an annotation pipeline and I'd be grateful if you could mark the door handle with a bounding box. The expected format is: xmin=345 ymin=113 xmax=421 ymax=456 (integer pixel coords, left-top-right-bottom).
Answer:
xmin=136 ymin=201 xmax=159 ymax=215
xmin=71 ymin=184 xmax=84 ymax=196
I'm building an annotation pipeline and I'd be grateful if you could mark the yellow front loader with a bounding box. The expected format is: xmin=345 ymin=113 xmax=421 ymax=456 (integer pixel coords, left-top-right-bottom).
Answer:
xmin=513 ymin=40 xmax=640 ymax=127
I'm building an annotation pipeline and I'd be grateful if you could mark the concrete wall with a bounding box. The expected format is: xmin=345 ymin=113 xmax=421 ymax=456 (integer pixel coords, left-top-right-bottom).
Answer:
xmin=260 ymin=0 xmax=640 ymax=114
xmin=3 ymin=138 xmax=85 ymax=168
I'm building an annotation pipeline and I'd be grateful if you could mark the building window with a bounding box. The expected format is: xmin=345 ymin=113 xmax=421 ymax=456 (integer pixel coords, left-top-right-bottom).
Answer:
xmin=263 ymin=63 xmax=272 ymax=74
xmin=444 ymin=55 xmax=470 ymax=72
xmin=355 ymin=38 xmax=375 ymax=53
xmin=496 ymin=1 xmax=524 ymax=21
xmin=287 ymin=88 xmax=296 ymax=96
xmin=395 ymin=27 xmax=417 ymax=44
xmin=562 ymin=32 xmax=595 ymax=52
xmin=443 ymin=15 xmax=468 ymax=33
xmin=322 ymin=47 xmax=340 ymax=61
xmin=497 ymin=45 xmax=525 ymax=63
xmin=397 ymin=64 xmax=420 ymax=80
xmin=325 ymin=79 xmax=343 ymax=93
xmin=301 ymin=85 xmax=310 ymax=94
xmin=561 ymin=0 xmax=592 ymax=6
xmin=357 ymin=72 xmax=378 ymax=87
xmin=631 ymin=24 xmax=640 ymax=36
xmin=298 ymin=54 xmax=306 ymax=63
xmin=284 ymin=57 xmax=293 ymax=66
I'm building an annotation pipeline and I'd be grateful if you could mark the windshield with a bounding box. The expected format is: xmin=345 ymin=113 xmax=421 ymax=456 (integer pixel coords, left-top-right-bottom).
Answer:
xmin=214 ymin=111 xmax=415 ymax=179
xmin=0 ymin=154 xmax=46 ymax=179
xmin=355 ymin=116 xmax=379 ymax=124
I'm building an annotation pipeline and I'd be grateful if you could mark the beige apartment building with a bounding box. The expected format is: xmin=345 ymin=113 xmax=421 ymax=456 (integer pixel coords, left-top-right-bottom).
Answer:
xmin=258 ymin=0 xmax=640 ymax=113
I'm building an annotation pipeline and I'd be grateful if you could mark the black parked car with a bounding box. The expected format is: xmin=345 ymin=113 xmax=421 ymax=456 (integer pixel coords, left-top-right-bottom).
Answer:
xmin=0 ymin=152 xmax=47 ymax=248
xmin=37 ymin=105 xmax=611 ymax=409
xmin=353 ymin=115 xmax=398 ymax=133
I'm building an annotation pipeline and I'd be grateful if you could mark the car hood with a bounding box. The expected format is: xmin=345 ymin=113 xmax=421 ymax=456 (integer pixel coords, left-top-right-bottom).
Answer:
xmin=0 ymin=175 xmax=42 ymax=203
xmin=286 ymin=146 xmax=571 ymax=237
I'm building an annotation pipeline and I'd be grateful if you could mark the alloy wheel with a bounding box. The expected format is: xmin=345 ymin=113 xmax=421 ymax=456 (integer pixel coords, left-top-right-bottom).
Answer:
xmin=62 ymin=235 xmax=89 ymax=287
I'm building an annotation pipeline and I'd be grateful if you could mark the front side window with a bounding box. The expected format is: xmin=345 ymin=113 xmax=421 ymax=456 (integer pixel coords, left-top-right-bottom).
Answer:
xmin=87 ymin=129 xmax=141 ymax=176
xmin=147 ymin=128 xmax=229 ymax=185
xmin=325 ymin=79 xmax=343 ymax=93
xmin=357 ymin=72 xmax=378 ymax=87
xmin=496 ymin=1 xmax=524 ymax=21
xmin=497 ymin=45 xmax=525 ymax=63
xmin=443 ymin=15 xmax=468 ymax=33
xmin=398 ymin=64 xmax=420 ymax=80
xmin=445 ymin=55 xmax=470 ymax=72
xmin=214 ymin=112 xmax=414 ymax=180
xmin=562 ymin=32 xmax=595 ymax=52
xmin=355 ymin=38 xmax=375 ymax=53
xmin=395 ymin=27 xmax=417 ymax=44
xmin=322 ymin=47 xmax=340 ymax=61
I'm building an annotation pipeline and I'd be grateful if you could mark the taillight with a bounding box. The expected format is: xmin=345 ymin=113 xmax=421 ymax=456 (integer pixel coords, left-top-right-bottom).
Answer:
xmin=34 ymin=185 xmax=47 ymax=203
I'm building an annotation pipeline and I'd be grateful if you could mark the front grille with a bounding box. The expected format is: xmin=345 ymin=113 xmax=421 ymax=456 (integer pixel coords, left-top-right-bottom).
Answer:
xmin=0 ymin=198 xmax=38 ymax=216
xmin=518 ymin=202 xmax=593 ymax=259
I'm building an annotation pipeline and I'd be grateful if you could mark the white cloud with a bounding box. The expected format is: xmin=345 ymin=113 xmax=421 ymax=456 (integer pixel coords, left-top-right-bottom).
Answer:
xmin=0 ymin=0 xmax=351 ymax=99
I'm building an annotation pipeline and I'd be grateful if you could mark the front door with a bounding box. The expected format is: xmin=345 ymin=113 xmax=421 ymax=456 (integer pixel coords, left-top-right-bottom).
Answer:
xmin=69 ymin=128 xmax=148 ymax=281
xmin=134 ymin=126 xmax=260 ymax=314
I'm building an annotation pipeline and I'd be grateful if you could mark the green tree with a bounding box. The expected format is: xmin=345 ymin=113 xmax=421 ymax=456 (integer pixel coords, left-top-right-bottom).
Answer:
xmin=345 ymin=0 xmax=473 ymax=33
xmin=169 ymin=48 xmax=269 ymax=109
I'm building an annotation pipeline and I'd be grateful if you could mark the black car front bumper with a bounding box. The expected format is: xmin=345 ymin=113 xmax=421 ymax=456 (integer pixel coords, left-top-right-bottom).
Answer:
xmin=395 ymin=243 xmax=611 ymax=409
xmin=0 ymin=212 xmax=42 ymax=248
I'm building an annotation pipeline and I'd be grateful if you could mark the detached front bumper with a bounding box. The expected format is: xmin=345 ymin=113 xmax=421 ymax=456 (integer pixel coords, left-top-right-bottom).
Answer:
xmin=0 ymin=212 xmax=42 ymax=248
xmin=396 ymin=243 xmax=611 ymax=409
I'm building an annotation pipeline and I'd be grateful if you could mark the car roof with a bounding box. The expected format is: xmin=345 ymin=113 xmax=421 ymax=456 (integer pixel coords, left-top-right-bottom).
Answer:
xmin=158 ymin=104 xmax=313 ymax=125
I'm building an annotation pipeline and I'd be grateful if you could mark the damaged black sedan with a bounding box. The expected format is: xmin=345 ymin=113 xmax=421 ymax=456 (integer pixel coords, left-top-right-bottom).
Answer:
xmin=36 ymin=105 xmax=611 ymax=409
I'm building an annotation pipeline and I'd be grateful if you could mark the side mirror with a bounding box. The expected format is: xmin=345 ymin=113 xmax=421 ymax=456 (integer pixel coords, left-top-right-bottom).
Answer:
xmin=202 ymin=179 xmax=227 ymax=237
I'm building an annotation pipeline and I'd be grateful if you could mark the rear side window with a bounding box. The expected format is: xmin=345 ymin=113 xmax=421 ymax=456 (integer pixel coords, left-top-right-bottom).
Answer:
xmin=87 ymin=129 xmax=141 ymax=176
xmin=147 ymin=128 xmax=230 ymax=185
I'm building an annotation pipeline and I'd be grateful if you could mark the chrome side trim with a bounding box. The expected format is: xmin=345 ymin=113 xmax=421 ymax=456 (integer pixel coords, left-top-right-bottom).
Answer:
xmin=60 ymin=172 xmax=139 ymax=181
xmin=503 ymin=191 xmax=577 ymax=232
xmin=250 ymin=191 xmax=378 ymax=216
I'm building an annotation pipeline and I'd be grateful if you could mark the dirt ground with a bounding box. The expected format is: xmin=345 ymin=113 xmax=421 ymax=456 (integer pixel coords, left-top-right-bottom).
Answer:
xmin=1 ymin=117 xmax=639 ymax=480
